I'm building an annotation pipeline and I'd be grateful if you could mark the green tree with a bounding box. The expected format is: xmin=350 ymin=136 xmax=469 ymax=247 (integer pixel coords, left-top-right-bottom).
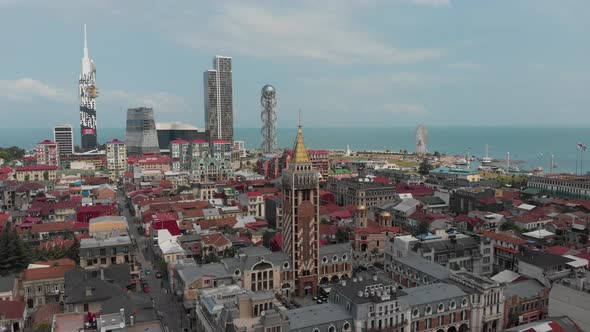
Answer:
xmin=66 ymin=237 xmax=80 ymax=263
xmin=320 ymin=218 xmax=330 ymax=225
xmin=24 ymin=175 xmax=30 ymax=182
xmin=415 ymin=220 xmax=430 ymax=235
xmin=418 ymin=159 xmax=433 ymax=175
xmin=43 ymin=171 xmax=49 ymax=181
xmin=335 ymin=229 xmax=349 ymax=243
xmin=433 ymin=151 xmax=441 ymax=158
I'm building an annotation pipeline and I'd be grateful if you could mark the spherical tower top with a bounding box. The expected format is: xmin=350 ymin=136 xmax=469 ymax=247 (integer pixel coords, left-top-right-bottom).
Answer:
xmin=261 ymin=84 xmax=276 ymax=99
xmin=379 ymin=211 xmax=391 ymax=218
xmin=356 ymin=204 xmax=367 ymax=211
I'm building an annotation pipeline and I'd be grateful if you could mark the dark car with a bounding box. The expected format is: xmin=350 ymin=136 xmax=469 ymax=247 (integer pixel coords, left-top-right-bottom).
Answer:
xmin=143 ymin=286 xmax=150 ymax=293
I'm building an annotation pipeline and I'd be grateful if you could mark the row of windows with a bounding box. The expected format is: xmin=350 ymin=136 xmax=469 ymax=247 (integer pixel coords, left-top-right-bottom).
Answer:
xmin=310 ymin=322 xmax=351 ymax=332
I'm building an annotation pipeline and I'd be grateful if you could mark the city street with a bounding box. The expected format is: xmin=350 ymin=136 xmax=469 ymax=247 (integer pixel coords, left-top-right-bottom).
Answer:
xmin=118 ymin=192 xmax=189 ymax=332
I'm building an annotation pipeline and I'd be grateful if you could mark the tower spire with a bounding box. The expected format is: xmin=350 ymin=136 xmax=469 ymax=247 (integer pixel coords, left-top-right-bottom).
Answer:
xmin=83 ymin=24 xmax=88 ymax=58
xmin=292 ymin=124 xmax=310 ymax=163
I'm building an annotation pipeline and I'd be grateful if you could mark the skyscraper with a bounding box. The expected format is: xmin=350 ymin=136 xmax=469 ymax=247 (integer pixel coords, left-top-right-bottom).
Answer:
xmin=53 ymin=124 xmax=74 ymax=157
xmin=204 ymin=56 xmax=233 ymax=143
xmin=125 ymin=107 xmax=160 ymax=155
xmin=281 ymin=125 xmax=320 ymax=297
xmin=79 ymin=24 xmax=98 ymax=151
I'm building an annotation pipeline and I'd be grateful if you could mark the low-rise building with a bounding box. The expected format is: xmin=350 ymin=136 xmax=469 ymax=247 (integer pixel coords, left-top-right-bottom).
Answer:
xmin=502 ymin=279 xmax=549 ymax=329
xmin=0 ymin=274 xmax=18 ymax=301
xmin=516 ymin=250 xmax=575 ymax=287
xmin=329 ymin=274 xmax=409 ymax=332
xmin=0 ymin=300 xmax=26 ymax=332
xmin=15 ymin=165 xmax=58 ymax=182
xmin=22 ymin=259 xmax=75 ymax=309
xmin=327 ymin=177 xmax=395 ymax=207
xmin=482 ymin=231 xmax=526 ymax=273
xmin=404 ymin=283 xmax=471 ymax=332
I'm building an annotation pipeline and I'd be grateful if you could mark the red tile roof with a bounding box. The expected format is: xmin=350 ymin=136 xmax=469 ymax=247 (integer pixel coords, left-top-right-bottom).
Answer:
xmin=30 ymin=221 xmax=89 ymax=233
xmin=23 ymin=260 xmax=75 ymax=281
xmin=0 ymin=300 xmax=26 ymax=319
xmin=201 ymin=233 xmax=231 ymax=248
xmin=16 ymin=165 xmax=58 ymax=171
xmin=191 ymin=139 xmax=207 ymax=143
xmin=455 ymin=215 xmax=485 ymax=226
xmin=513 ymin=213 xmax=549 ymax=224
xmin=152 ymin=217 xmax=181 ymax=236
xmin=483 ymin=231 xmax=527 ymax=245
xmin=37 ymin=139 xmax=57 ymax=145
xmin=545 ymin=245 xmax=574 ymax=256
xmin=211 ymin=139 xmax=229 ymax=144
xmin=107 ymin=138 xmax=124 ymax=144
xmin=170 ymin=139 xmax=189 ymax=144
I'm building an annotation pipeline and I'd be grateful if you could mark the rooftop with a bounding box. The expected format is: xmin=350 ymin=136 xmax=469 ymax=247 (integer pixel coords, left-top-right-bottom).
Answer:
xmin=283 ymin=303 xmax=352 ymax=330
xmin=517 ymin=249 xmax=575 ymax=268
xmin=394 ymin=255 xmax=450 ymax=281
xmin=403 ymin=283 xmax=466 ymax=306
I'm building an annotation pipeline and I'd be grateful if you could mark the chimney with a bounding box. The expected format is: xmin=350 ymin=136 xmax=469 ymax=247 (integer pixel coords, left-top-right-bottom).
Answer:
xmin=120 ymin=308 xmax=125 ymax=325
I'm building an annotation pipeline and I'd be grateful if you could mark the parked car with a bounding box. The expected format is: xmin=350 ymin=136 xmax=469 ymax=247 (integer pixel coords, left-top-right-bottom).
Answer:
xmin=145 ymin=267 xmax=151 ymax=275
xmin=155 ymin=272 xmax=163 ymax=279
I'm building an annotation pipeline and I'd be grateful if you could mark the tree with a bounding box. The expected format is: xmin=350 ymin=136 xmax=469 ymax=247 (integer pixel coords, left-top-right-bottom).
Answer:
xmin=24 ymin=175 xmax=30 ymax=182
xmin=433 ymin=151 xmax=441 ymax=158
xmin=33 ymin=323 xmax=52 ymax=332
xmin=335 ymin=229 xmax=349 ymax=243
xmin=418 ymin=159 xmax=433 ymax=175
xmin=415 ymin=221 xmax=430 ymax=235
xmin=66 ymin=238 xmax=80 ymax=263
xmin=0 ymin=224 xmax=31 ymax=275
xmin=320 ymin=218 xmax=330 ymax=225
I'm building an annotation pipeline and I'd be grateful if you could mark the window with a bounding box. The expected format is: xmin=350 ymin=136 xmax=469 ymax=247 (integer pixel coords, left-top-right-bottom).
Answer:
xmin=343 ymin=322 xmax=351 ymax=330
xmin=425 ymin=306 xmax=432 ymax=315
xmin=328 ymin=326 xmax=336 ymax=332
xmin=333 ymin=255 xmax=338 ymax=262
xmin=462 ymin=298 xmax=468 ymax=307
xmin=234 ymin=269 xmax=240 ymax=276
xmin=322 ymin=256 xmax=328 ymax=263
xmin=283 ymin=261 xmax=289 ymax=269
xmin=450 ymin=300 xmax=456 ymax=309
xmin=342 ymin=254 xmax=348 ymax=261
xmin=412 ymin=308 xmax=419 ymax=317
xmin=438 ymin=315 xmax=443 ymax=326
xmin=438 ymin=303 xmax=444 ymax=312
xmin=312 ymin=329 xmax=320 ymax=332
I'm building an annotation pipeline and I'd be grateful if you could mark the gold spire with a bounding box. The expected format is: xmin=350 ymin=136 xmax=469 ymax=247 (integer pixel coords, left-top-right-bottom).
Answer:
xmin=292 ymin=125 xmax=310 ymax=163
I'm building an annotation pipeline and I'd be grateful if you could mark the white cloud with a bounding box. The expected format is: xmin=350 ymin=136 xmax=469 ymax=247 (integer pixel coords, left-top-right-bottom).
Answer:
xmin=382 ymin=103 xmax=428 ymax=115
xmin=170 ymin=2 xmax=444 ymax=65
xmin=104 ymin=90 xmax=187 ymax=112
xmin=0 ymin=78 xmax=72 ymax=103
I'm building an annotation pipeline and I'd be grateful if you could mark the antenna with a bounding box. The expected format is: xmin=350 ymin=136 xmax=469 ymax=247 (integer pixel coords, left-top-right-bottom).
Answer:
xmin=298 ymin=109 xmax=302 ymax=127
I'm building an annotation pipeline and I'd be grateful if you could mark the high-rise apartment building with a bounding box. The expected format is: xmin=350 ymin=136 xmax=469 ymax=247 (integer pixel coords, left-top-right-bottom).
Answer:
xmin=204 ymin=56 xmax=233 ymax=143
xmin=106 ymin=139 xmax=127 ymax=182
xmin=282 ymin=126 xmax=320 ymax=297
xmin=79 ymin=24 xmax=98 ymax=151
xmin=53 ymin=124 xmax=74 ymax=157
xmin=35 ymin=140 xmax=59 ymax=166
xmin=125 ymin=107 xmax=160 ymax=155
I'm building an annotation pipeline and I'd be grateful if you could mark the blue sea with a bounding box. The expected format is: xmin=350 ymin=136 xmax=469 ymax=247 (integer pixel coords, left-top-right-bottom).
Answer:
xmin=2 ymin=126 xmax=590 ymax=173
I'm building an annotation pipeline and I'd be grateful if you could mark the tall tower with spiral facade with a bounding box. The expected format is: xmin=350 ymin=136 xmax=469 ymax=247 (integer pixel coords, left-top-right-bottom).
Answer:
xmin=260 ymin=85 xmax=277 ymax=154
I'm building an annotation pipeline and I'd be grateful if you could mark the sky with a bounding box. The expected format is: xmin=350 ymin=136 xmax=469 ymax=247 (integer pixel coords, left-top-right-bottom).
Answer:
xmin=0 ymin=0 xmax=589 ymax=129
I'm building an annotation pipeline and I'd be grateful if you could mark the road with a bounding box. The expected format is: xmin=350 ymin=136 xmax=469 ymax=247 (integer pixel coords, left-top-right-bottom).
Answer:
xmin=118 ymin=192 xmax=189 ymax=332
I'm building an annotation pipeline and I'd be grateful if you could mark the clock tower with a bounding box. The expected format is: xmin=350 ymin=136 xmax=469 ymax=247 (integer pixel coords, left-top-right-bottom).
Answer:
xmin=282 ymin=125 xmax=320 ymax=297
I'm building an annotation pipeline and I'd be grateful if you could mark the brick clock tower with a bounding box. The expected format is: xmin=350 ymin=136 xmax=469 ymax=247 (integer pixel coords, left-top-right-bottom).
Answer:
xmin=282 ymin=125 xmax=320 ymax=297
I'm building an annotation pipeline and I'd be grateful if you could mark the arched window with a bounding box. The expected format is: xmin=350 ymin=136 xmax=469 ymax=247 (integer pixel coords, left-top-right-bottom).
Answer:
xmin=328 ymin=326 xmax=336 ymax=332
xmin=343 ymin=322 xmax=351 ymax=330
xmin=333 ymin=255 xmax=339 ymax=262
xmin=312 ymin=329 xmax=320 ymax=332
xmin=283 ymin=261 xmax=290 ymax=269
xmin=425 ymin=306 xmax=432 ymax=315
xmin=342 ymin=254 xmax=348 ymax=261
xmin=322 ymin=256 xmax=328 ymax=263
xmin=234 ymin=269 xmax=240 ymax=276
xmin=413 ymin=308 xmax=419 ymax=317
xmin=450 ymin=300 xmax=456 ymax=309
xmin=461 ymin=298 xmax=468 ymax=307
xmin=438 ymin=303 xmax=445 ymax=312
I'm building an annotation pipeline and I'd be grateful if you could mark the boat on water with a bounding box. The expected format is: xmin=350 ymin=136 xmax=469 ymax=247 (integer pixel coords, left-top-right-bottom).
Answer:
xmin=481 ymin=144 xmax=492 ymax=164
xmin=455 ymin=158 xmax=468 ymax=165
